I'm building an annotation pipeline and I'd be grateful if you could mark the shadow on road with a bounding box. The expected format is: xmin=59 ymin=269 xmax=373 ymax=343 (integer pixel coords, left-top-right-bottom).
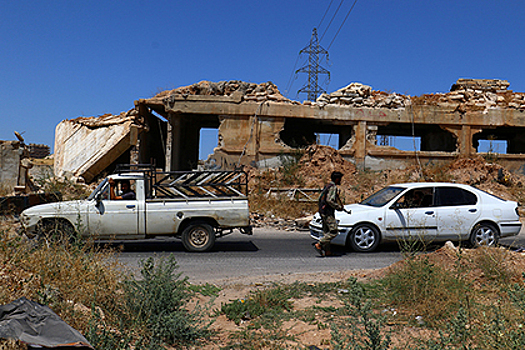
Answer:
xmin=95 ymin=239 xmax=259 ymax=253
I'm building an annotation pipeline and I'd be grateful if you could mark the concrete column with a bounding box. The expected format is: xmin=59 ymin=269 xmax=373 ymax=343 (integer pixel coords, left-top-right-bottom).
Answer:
xmin=171 ymin=114 xmax=182 ymax=170
xmin=165 ymin=115 xmax=172 ymax=171
xmin=354 ymin=121 xmax=367 ymax=165
xmin=459 ymin=125 xmax=472 ymax=156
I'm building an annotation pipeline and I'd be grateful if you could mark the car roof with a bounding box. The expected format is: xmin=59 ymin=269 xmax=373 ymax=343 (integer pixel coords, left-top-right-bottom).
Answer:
xmin=390 ymin=182 xmax=472 ymax=189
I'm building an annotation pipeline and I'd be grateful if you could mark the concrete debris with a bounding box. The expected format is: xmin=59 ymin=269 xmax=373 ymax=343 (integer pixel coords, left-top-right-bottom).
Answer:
xmin=155 ymin=80 xmax=293 ymax=104
xmin=295 ymin=144 xmax=357 ymax=189
xmin=451 ymin=78 xmax=510 ymax=92
xmin=250 ymin=213 xmax=298 ymax=230
xmin=413 ymin=79 xmax=525 ymax=112
xmin=313 ymin=83 xmax=409 ymax=109
xmin=153 ymin=79 xmax=525 ymax=113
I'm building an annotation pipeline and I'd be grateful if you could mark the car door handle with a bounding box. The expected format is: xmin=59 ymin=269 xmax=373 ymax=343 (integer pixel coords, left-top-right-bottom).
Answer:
xmin=425 ymin=211 xmax=434 ymax=215
xmin=126 ymin=205 xmax=136 ymax=209
xmin=469 ymin=209 xmax=477 ymax=213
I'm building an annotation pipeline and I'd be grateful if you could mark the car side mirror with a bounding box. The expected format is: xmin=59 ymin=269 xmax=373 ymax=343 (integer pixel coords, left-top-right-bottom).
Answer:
xmin=95 ymin=192 xmax=102 ymax=204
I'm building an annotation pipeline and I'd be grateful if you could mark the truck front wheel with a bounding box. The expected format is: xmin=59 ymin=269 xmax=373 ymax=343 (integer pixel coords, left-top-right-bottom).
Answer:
xmin=181 ymin=221 xmax=216 ymax=252
xmin=36 ymin=219 xmax=76 ymax=244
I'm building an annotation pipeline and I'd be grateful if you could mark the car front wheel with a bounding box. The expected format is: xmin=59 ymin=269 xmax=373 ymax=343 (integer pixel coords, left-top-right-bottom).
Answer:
xmin=348 ymin=224 xmax=380 ymax=252
xmin=469 ymin=223 xmax=499 ymax=247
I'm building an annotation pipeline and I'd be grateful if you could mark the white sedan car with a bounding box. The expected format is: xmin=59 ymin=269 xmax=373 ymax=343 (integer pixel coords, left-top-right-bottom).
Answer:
xmin=309 ymin=182 xmax=522 ymax=252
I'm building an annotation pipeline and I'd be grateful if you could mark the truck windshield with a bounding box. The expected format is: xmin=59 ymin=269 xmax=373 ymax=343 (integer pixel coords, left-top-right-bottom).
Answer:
xmin=360 ymin=186 xmax=405 ymax=207
xmin=87 ymin=179 xmax=108 ymax=200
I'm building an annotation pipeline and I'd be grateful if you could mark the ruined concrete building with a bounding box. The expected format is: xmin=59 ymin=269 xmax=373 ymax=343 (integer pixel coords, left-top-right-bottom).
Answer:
xmin=54 ymin=78 xmax=525 ymax=183
xmin=0 ymin=136 xmax=52 ymax=194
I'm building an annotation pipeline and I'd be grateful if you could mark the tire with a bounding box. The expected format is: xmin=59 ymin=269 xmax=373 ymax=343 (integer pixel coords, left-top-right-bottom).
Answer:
xmin=36 ymin=219 xmax=76 ymax=244
xmin=469 ymin=223 xmax=499 ymax=247
xmin=348 ymin=224 xmax=380 ymax=252
xmin=181 ymin=221 xmax=216 ymax=252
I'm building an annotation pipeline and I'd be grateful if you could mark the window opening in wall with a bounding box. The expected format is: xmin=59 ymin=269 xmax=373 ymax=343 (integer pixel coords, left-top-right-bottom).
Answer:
xmin=477 ymin=139 xmax=507 ymax=154
xmin=317 ymin=133 xmax=339 ymax=149
xmin=473 ymin=127 xmax=525 ymax=154
xmin=376 ymin=123 xmax=456 ymax=152
xmin=377 ymin=135 xmax=421 ymax=151
xmin=199 ymin=128 xmax=218 ymax=160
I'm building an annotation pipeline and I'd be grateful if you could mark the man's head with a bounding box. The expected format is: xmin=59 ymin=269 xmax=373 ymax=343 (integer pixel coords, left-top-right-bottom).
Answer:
xmin=331 ymin=171 xmax=343 ymax=184
xmin=120 ymin=180 xmax=131 ymax=192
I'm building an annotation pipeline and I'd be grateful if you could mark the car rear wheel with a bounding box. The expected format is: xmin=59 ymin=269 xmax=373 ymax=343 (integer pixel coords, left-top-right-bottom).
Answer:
xmin=181 ymin=221 xmax=216 ymax=252
xmin=469 ymin=223 xmax=499 ymax=247
xmin=348 ymin=224 xmax=380 ymax=252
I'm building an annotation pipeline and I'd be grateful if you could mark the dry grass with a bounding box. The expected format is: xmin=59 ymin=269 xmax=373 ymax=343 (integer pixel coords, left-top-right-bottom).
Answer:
xmin=0 ymin=219 xmax=122 ymax=336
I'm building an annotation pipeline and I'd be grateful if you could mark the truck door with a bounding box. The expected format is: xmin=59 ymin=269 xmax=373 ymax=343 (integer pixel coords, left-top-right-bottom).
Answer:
xmin=87 ymin=180 xmax=141 ymax=239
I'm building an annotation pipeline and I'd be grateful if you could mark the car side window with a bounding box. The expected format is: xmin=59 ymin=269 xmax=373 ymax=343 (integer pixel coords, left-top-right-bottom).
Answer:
xmin=395 ymin=188 xmax=433 ymax=208
xmin=435 ymin=187 xmax=477 ymax=206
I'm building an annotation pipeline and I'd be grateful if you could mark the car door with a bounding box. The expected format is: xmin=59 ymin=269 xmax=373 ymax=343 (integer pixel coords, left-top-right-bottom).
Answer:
xmin=434 ymin=186 xmax=480 ymax=241
xmin=87 ymin=182 xmax=140 ymax=239
xmin=384 ymin=187 xmax=438 ymax=243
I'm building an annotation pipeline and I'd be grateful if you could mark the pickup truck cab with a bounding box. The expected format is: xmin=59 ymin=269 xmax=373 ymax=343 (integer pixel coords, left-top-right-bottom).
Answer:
xmin=20 ymin=166 xmax=252 ymax=251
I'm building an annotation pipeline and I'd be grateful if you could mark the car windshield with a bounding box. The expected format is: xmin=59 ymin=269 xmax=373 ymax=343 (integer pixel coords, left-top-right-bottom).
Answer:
xmin=87 ymin=178 xmax=108 ymax=200
xmin=360 ymin=186 xmax=405 ymax=207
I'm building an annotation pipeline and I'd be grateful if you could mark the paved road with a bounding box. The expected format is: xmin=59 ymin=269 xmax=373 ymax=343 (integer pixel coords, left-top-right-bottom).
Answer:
xmin=113 ymin=225 xmax=525 ymax=284
xmin=114 ymin=228 xmax=403 ymax=283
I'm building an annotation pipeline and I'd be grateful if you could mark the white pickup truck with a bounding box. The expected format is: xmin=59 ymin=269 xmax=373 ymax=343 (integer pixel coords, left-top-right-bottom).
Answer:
xmin=20 ymin=166 xmax=252 ymax=251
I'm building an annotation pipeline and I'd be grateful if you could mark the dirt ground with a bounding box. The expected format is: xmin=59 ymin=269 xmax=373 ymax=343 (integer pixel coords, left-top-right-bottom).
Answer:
xmin=194 ymin=268 xmax=384 ymax=349
xmin=193 ymin=241 xmax=525 ymax=349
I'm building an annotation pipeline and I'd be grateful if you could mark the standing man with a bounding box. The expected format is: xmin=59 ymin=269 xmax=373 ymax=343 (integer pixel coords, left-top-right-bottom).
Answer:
xmin=315 ymin=171 xmax=344 ymax=257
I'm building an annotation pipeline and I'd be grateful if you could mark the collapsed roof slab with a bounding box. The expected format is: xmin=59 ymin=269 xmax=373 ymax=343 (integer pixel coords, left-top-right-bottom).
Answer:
xmin=54 ymin=111 xmax=144 ymax=182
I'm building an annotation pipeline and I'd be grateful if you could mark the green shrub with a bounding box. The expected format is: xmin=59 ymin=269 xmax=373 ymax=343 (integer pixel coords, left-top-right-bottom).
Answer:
xmin=118 ymin=255 xmax=212 ymax=349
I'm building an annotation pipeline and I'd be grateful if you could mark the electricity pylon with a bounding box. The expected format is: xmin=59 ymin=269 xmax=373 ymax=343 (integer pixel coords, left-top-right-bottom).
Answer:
xmin=296 ymin=28 xmax=330 ymax=101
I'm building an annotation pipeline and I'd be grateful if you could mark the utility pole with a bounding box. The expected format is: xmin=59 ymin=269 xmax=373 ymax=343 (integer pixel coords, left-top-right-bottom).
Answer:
xmin=296 ymin=28 xmax=330 ymax=101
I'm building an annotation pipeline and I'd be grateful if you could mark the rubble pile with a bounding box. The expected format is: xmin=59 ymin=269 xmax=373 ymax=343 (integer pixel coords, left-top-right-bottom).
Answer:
xmin=69 ymin=110 xmax=143 ymax=128
xmin=413 ymin=79 xmax=525 ymax=112
xmin=152 ymin=78 xmax=525 ymax=113
xmin=446 ymin=156 xmax=524 ymax=201
xmin=295 ymin=144 xmax=357 ymax=188
xmin=156 ymin=80 xmax=293 ymax=104
xmin=312 ymin=83 xmax=409 ymax=109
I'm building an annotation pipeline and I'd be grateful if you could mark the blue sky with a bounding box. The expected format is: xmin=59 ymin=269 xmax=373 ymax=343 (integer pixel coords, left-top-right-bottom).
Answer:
xmin=1 ymin=1 xmax=524 ymax=158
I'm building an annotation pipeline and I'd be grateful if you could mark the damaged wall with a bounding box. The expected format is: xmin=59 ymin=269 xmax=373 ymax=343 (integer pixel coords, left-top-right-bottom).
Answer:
xmin=0 ymin=139 xmax=48 ymax=194
xmin=0 ymin=141 xmax=23 ymax=190
xmin=136 ymin=78 xmax=525 ymax=174
xmin=56 ymin=78 xmax=525 ymax=183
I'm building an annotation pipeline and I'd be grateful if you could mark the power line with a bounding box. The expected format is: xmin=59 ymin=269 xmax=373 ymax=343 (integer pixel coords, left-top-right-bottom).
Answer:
xmin=327 ymin=0 xmax=358 ymax=50
xmin=320 ymin=0 xmax=345 ymax=42
xmin=317 ymin=0 xmax=334 ymax=30
xmin=284 ymin=54 xmax=301 ymax=96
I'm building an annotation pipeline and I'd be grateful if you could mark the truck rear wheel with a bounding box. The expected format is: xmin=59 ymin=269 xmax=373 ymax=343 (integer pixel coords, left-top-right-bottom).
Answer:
xmin=181 ymin=221 xmax=216 ymax=252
